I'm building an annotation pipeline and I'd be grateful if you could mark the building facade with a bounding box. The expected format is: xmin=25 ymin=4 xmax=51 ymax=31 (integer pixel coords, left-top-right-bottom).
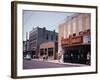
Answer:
xmin=58 ymin=13 xmax=91 ymax=65
xmin=29 ymin=27 xmax=58 ymax=59
xmin=39 ymin=41 xmax=58 ymax=60
xmin=23 ymin=40 xmax=30 ymax=57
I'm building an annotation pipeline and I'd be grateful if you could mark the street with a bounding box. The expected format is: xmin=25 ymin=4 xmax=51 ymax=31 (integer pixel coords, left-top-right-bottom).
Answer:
xmin=23 ymin=59 xmax=86 ymax=69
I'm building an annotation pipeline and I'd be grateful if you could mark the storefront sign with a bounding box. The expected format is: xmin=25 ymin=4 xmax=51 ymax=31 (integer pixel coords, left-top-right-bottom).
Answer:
xmin=61 ymin=36 xmax=82 ymax=45
xmin=71 ymin=36 xmax=82 ymax=44
xmin=61 ymin=39 xmax=69 ymax=45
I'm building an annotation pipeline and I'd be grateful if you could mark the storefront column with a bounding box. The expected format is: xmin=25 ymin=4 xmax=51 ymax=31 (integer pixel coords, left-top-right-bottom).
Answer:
xmin=76 ymin=16 xmax=79 ymax=35
xmin=65 ymin=17 xmax=68 ymax=38
xmin=82 ymin=14 xmax=86 ymax=31
xmin=70 ymin=17 xmax=73 ymax=35
xmin=89 ymin=14 xmax=91 ymax=29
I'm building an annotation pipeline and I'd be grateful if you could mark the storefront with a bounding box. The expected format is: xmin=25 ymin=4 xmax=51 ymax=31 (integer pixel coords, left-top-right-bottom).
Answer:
xmin=61 ymin=33 xmax=91 ymax=65
xmin=39 ymin=41 xmax=58 ymax=60
xmin=63 ymin=44 xmax=90 ymax=64
xmin=58 ymin=13 xmax=91 ymax=65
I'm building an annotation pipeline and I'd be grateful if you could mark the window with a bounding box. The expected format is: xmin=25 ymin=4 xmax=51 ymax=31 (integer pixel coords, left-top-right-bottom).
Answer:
xmin=40 ymin=49 xmax=44 ymax=56
xmin=45 ymin=48 xmax=47 ymax=55
xmin=48 ymin=48 xmax=53 ymax=56
xmin=46 ymin=34 xmax=48 ymax=40
xmin=51 ymin=35 xmax=53 ymax=40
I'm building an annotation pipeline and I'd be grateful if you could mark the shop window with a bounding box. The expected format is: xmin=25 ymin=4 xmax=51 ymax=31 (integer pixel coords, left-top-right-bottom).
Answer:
xmin=45 ymin=48 xmax=47 ymax=52
xmin=48 ymin=48 xmax=53 ymax=56
xmin=40 ymin=49 xmax=44 ymax=56
xmin=45 ymin=48 xmax=47 ymax=55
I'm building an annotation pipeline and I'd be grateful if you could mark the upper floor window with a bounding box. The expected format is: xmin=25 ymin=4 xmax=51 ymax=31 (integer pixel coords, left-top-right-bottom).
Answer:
xmin=46 ymin=34 xmax=48 ymax=40
xmin=51 ymin=35 xmax=53 ymax=40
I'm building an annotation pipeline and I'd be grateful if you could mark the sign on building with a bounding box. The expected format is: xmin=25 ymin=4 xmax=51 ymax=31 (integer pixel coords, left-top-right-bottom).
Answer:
xmin=83 ymin=35 xmax=91 ymax=43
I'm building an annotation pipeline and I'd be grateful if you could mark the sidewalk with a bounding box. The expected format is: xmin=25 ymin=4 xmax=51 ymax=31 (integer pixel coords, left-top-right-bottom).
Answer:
xmin=32 ymin=59 xmax=87 ymax=66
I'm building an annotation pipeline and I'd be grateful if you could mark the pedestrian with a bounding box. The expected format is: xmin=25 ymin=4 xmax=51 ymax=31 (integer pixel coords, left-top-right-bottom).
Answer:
xmin=86 ymin=52 xmax=90 ymax=65
xmin=58 ymin=53 xmax=61 ymax=63
xmin=58 ymin=52 xmax=63 ymax=63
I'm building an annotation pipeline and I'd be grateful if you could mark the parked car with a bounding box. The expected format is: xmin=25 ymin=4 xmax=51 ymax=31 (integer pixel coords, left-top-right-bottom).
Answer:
xmin=24 ymin=54 xmax=31 ymax=60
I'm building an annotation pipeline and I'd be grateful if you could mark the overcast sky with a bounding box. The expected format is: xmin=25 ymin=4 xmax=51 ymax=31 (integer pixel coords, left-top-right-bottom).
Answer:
xmin=23 ymin=10 xmax=75 ymax=41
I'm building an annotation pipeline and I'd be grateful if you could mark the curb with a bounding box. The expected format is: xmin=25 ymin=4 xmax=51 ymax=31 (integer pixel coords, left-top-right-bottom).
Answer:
xmin=32 ymin=59 xmax=87 ymax=66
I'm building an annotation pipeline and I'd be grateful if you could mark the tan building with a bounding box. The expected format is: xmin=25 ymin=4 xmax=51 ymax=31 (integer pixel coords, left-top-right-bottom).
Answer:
xmin=39 ymin=41 xmax=58 ymax=60
xmin=58 ymin=13 xmax=91 ymax=65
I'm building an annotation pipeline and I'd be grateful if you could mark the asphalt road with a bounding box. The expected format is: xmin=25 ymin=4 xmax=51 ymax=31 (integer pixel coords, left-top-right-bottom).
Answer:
xmin=23 ymin=59 xmax=83 ymax=69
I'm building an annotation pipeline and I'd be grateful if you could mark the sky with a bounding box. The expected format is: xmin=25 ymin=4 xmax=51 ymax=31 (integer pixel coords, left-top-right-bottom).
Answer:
xmin=23 ymin=10 xmax=75 ymax=41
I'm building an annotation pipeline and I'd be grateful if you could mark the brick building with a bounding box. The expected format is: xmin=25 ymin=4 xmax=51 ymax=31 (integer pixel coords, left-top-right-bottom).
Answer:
xmin=58 ymin=13 xmax=91 ymax=65
xmin=23 ymin=40 xmax=30 ymax=57
xmin=29 ymin=27 xmax=58 ymax=59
